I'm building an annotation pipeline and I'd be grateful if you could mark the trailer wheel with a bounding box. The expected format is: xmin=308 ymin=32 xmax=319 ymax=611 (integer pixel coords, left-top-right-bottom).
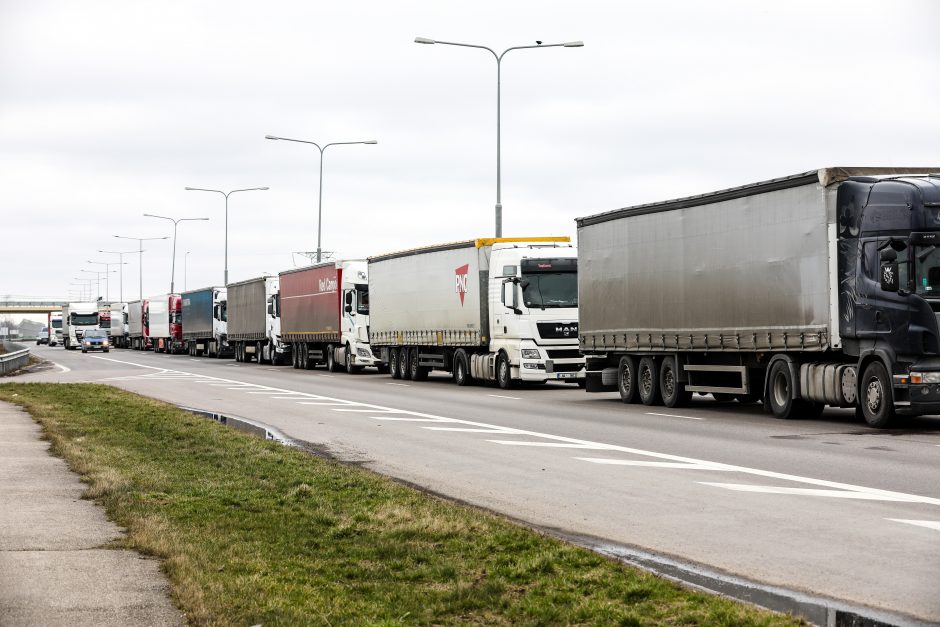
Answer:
xmin=292 ymin=346 xmax=299 ymax=369
xmin=618 ymin=356 xmax=638 ymax=404
xmin=860 ymin=361 xmax=896 ymax=428
xmin=497 ymin=353 xmax=515 ymax=390
xmin=454 ymin=350 xmax=471 ymax=386
xmin=410 ymin=349 xmax=429 ymax=381
xmin=637 ymin=357 xmax=661 ymax=406
xmin=767 ymin=360 xmax=810 ymax=420
xmin=398 ymin=348 xmax=412 ymax=380
xmin=660 ymin=356 xmax=691 ymax=408
xmin=389 ymin=348 xmax=401 ymax=379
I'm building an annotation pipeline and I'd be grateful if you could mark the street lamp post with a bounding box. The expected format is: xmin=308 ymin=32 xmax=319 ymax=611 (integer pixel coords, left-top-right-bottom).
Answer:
xmin=87 ymin=260 xmax=127 ymax=301
xmin=143 ymin=214 xmax=209 ymax=293
xmin=70 ymin=280 xmax=94 ymax=301
xmin=184 ymin=186 xmax=268 ymax=285
xmin=79 ymin=269 xmax=114 ymax=301
xmin=415 ymin=36 xmax=583 ymax=237
xmin=184 ymin=251 xmax=190 ymax=291
xmin=264 ymin=135 xmax=377 ymax=262
xmin=113 ymin=235 xmax=170 ymax=300
xmin=97 ymin=249 xmax=137 ymax=303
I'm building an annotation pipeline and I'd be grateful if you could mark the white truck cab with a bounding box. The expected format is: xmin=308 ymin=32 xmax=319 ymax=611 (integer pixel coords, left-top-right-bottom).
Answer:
xmin=338 ymin=261 xmax=377 ymax=369
xmin=62 ymin=302 xmax=100 ymax=350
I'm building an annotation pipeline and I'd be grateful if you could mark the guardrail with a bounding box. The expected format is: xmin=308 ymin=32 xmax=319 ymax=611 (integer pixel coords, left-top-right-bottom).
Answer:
xmin=0 ymin=342 xmax=31 ymax=376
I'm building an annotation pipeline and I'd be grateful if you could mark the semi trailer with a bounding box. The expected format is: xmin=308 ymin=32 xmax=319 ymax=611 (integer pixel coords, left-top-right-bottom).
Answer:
xmin=61 ymin=302 xmax=99 ymax=350
xmin=281 ymin=260 xmax=378 ymax=373
xmin=181 ymin=287 xmax=230 ymax=357
xmin=368 ymin=237 xmax=584 ymax=388
xmin=578 ymin=167 xmax=940 ymax=428
xmin=127 ymin=299 xmax=151 ymax=350
xmin=148 ymin=294 xmax=184 ymax=354
xmin=227 ymin=275 xmax=285 ymax=364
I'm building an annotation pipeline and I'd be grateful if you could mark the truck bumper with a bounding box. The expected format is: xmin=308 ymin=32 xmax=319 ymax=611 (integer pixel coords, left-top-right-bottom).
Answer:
xmin=350 ymin=342 xmax=379 ymax=366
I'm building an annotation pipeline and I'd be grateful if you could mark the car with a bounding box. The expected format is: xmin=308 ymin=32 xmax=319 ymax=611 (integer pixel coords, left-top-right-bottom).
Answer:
xmin=36 ymin=326 xmax=54 ymax=346
xmin=81 ymin=329 xmax=110 ymax=353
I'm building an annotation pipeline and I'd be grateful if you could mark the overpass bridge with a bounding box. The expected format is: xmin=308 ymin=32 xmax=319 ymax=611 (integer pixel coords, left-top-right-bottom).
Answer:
xmin=0 ymin=299 xmax=69 ymax=315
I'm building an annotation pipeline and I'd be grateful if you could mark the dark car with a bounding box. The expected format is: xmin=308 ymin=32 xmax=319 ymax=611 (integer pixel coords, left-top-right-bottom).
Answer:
xmin=81 ymin=329 xmax=110 ymax=353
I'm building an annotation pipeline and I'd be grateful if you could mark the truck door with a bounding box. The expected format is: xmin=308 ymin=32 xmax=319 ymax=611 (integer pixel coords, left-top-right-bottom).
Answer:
xmin=856 ymin=239 xmax=908 ymax=336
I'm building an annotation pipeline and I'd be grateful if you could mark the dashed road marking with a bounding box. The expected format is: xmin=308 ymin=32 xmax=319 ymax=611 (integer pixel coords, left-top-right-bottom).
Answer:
xmin=579 ymin=458 xmax=732 ymax=470
xmin=647 ymin=412 xmax=704 ymax=421
xmin=488 ymin=394 xmax=522 ymax=400
xmin=701 ymin=483 xmax=927 ymax=502
xmin=886 ymin=519 xmax=940 ymax=531
xmin=386 ymin=382 xmax=409 ymax=387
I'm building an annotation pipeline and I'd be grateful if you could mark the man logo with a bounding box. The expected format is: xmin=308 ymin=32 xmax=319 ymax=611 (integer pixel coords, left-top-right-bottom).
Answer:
xmin=455 ymin=264 xmax=469 ymax=306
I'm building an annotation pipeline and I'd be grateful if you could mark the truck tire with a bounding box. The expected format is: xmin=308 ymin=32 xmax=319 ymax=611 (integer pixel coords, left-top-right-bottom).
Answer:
xmin=254 ymin=341 xmax=264 ymax=364
xmin=410 ymin=349 xmax=429 ymax=381
xmin=326 ymin=345 xmax=340 ymax=372
xmin=454 ymin=350 xmax=471 ymax=386
xmin=344 ymin=344 xmax=361 ymax=374
xmin=618 ymin=356 xmax=638 ymax=404
xmin=660 ymin=356 xmax=691 ymax=408
xmin=497 ymin=353 xmax=515 ymax=390
xmin=389 ymin=348 xmax=401 ymax=379
xmin=767 ymin=360 xmax=810 ymax=420
xmin=399 ymin=348 xmax=412 ymax=380
xmin=860 ymin=361 xmax=896 ymax=428
xmin=637 ymin=357 xmax=661 ymax=406
xmin=292 ymin=346 xmax=299 ymax=369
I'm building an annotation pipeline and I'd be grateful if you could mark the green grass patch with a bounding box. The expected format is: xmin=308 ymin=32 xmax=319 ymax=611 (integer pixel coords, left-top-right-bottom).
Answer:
xmin=0 ymin=383 xmax=804 ymax=626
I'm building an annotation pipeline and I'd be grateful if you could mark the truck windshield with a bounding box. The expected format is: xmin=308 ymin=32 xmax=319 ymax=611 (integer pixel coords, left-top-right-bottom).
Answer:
xmin=356 ymin=284 xmax=369 ymax=315
xmin=51 ymin=319 xmax=62 ymax=329
xmin=219 ymin=302 xmax=227 ymax=322
xmin=99 ymin=317 xmax=111 ymax=329
xmin=915 ymin=245 xmax=940 ymax=296
xmin=170 ymin=310 xmax=181 ymax=324
xmin=70 ymin=313 xmax=99 ymax=326
xmin=522 ymin=272 xmax=578 ymax=309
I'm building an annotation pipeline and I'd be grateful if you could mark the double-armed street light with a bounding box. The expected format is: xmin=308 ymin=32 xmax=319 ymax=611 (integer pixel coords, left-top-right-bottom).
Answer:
xmin=78 ymin=269 xmax=114 ymax=301
xmin=264 ymin=135 xmax=377 ymax=263
xmin=113 ymin=235 xmax=170 ymax=300
xmin=414 ymin=36 xmax=583 ymax=237
xmin=143 ymin=214 xmax=209 ymax=293
xmin=97 ymin=249 xmax=137 ymax=302
xmin=70 ymin=279 xmax=94 ymax=301
xmin=184 ymin=186 xmax=268 ymax=285
xmin=87 ymin=260 xmax=127 ymax=301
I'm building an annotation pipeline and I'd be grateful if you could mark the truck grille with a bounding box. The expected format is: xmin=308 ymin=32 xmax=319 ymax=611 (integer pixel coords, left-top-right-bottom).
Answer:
xmin=537 ymin=322 xmax=579 ymax=339
xmin=550 ymin=362 xmax=583 ymax=373
xmin=547 ymin=349 xmax=581 ymax=359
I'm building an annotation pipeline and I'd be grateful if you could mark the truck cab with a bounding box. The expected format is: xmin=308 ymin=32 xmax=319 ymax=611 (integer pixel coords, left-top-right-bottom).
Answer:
xmin=62 ymin=302 xmax=100 ymax=350
xmin=488 ymin=243 xmax=584 ymax=384
xmin=338 ymin=261 xmax=378 ymax=370
xmin=50 ymin=313 xmax=63 ymax=346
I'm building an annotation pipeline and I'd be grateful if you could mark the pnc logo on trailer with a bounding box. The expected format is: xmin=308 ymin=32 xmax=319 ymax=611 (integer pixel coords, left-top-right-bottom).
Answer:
xmin=455 ymin=264 xmax=469 ymax=306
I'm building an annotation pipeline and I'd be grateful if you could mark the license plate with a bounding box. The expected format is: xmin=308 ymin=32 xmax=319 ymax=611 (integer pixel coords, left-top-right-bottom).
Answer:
xmin=556 ymin=372 xmax=577 ymax=379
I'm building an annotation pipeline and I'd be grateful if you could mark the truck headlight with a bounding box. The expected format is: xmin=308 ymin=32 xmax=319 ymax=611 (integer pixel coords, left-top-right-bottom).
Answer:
xmin=910 ymin=372 xmax=940 ymax=384
xmin=357 ymin=348 xmax=371 ymax=358
xmin=521 ymin=349 xmax=541 ymax=359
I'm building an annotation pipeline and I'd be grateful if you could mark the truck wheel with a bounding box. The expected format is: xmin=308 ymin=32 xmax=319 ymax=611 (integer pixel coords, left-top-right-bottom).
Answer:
xmin=767 ymin=360 xmax=808 ymax=420
xmin=389 ymin=348 xmax=401 ymax=379
xmin=410 ymin=349 xmax=429 ymax=381
xmin=637 ymin=357 xmax=661 ymax=406
xmin=497 ymin=353 xmax=515 ymax=390
xmin=860 ymin=361 xmax=896 ymax=428
xmin=326 ymin=345 xmax=340 ymax=372
xmin=254 ymin=342 xmax=263 ymax=364
xmin=399 ymin=348 xmax=412 ymax=380
xmin=344 ymin=345 xmax=361 ymax=374
xmin=618 ymin=356 xmax=638 ymax=404
xmin=660 ymin=356 xmax=691 ymax=408
xmin=454 ymin=351 xmax=471 ymax=386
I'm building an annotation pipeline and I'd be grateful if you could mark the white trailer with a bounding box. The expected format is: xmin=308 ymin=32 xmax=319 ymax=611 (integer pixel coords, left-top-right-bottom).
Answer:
xmin=369 ymin=237 xmax=584 ymax=388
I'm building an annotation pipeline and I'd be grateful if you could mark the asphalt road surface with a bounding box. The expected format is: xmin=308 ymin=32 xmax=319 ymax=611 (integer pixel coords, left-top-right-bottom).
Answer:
xmin=19 ymin=346 xmax=940 ymax=624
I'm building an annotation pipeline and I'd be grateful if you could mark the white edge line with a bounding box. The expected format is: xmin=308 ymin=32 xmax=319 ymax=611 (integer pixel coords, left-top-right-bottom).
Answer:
xmin=488 ymin=394 xmax=522 ymax=400
xmin=646 ymin=412 xmax=704 ymax=421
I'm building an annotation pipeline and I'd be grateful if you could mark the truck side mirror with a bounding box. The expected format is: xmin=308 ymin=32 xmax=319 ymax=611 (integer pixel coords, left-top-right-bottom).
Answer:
xmin=880 ymin=248 xmax=899 ymax=292
xmin=345 ymin=291 xmax=353 ymax=305
xmin=344 ymin=304 xmax=352 ymax=313
xmin=502 ymin=279 xmax=522 ymax=314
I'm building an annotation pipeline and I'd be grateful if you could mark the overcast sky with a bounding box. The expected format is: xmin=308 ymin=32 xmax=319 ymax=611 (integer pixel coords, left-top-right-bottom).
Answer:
xmin=2 ymin=0 xmax=938 ymax=309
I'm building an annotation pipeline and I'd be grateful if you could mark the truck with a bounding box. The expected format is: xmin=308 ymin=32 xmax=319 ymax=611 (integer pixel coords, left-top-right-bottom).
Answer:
xmin=148 ymin=294 xmax=184 ymax=354
xmin=50 ymin=312 xmax=62 ymax=346
xmin=577 ymin=167 xmax=940 ymax=429
xmin=127 ymin=299 xmax=150 ymax=350
xmin=368 ymin=237 xmax=585 ymax=388
xmin=280 ymin=260 xmax=378 ymax=373
xmin=106 ymin=302 xmax=128 ymax=348
xmin=61 ymin=302 xmax=99 ymax=350
xmin=227 ymin=276 xmax=286 ymax=364
xmin=97 ymin=302 xmax=111 ymax=341
xmin=181 ymin=287 xmax=230 ymax=357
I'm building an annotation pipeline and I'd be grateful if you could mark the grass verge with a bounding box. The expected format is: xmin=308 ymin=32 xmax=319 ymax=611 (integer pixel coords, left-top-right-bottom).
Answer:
xmin=0 ymin=383 xmax=803 ymax=626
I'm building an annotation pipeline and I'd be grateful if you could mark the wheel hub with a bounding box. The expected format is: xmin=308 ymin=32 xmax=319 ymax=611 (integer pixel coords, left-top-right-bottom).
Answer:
xmin=866 ymin=379 xmax=882 ymax=412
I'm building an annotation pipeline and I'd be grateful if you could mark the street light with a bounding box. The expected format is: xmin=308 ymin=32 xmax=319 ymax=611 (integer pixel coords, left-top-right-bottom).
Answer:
xmin=113 ymin=235 xmax=170 ymax=300
xmin=98 ymin=249 xmax=137 ymax=302
xmin=184 ymin=251 xmax=190 ymax=291
xmin=87 ymin=260 xmax=127 ymax=301
xmin=415 ymin=36 xmax=583 ymax=237
xmin=265 ymin=135 xmax=377 ymax=262
xmin=79 ymin=269 xmax=114 ymax=301
xmin=184 ymin=186 xmax=268 ymax=285
xmin=70 ymin=280 xmax=94 ymax=301
xmin=143 ymin=214 xmax=209 ymax=293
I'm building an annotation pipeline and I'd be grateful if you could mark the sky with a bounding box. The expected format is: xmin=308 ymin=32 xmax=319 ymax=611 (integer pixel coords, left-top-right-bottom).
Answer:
xmin=1 ymin=0 xmax=938 ymax=312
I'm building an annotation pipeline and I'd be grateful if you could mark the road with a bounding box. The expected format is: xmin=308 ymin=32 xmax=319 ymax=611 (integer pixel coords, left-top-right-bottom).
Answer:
xmin=18 ymin=345 xmax=940 ymax=624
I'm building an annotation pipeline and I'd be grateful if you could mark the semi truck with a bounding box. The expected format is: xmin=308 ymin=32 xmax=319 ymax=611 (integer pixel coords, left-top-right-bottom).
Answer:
xmin=368 ymin=237 xmax=585 ymax=388
xmin=148 ymin=294 xmax=184 ymax=354
xmin=280 ymin=260 xmax=378 ymax=373
xmin=62 ymin=302 xmax=99 ymax=350
xmin=577 ymin=167 xmax=940 ymax=428
xmin=106 ymin=302 xmax=128 ymax=348
xmin=181 ymin=287 xmax=230 ymax=357
xmin=50 ymin=313 xmax=62 ymax=346
xmin=127 ymin=299 xmax=150 ymax=350
xmin=227 ymin=275 xmax=286 ymax=364
xmin=97 ymin=302 xmax=111 ymax=341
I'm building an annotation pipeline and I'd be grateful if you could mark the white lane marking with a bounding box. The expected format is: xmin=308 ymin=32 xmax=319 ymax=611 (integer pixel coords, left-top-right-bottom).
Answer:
xmin=270 ymin=396 xmax=306 ymax=399
xmin=296 ymin=401 xmax=352 ymax=406
xmin=646 ymin=412 xmax=704 ymax=421
xmin=579 ymin=458 xmax=733 ymax=470
xmin=247 ymin=391 xmax=287 ymax=395
xmin=424 ymin=427 xmax=520 ymax=434
xmin=50 ymin=362 xmax=71 ymax=373
xmin=386 ymin=382 xmax=409 ymax=387
xmin=488 ymin=394 xmax=521 ymax=400
xmin=87 ymin=354 xmax=940 ymax=508
xmin=331 ymin=408 xmax=404 ymax=413
xmin=700 ymin=483 xmax=920 ymax=502
xmin=489 ymin=441 xmax=609 ymax=449
xmin=374 ymin=417 xmax=452 ymax=422
xmin=887 ymin=519 xmax=940 ymax=531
